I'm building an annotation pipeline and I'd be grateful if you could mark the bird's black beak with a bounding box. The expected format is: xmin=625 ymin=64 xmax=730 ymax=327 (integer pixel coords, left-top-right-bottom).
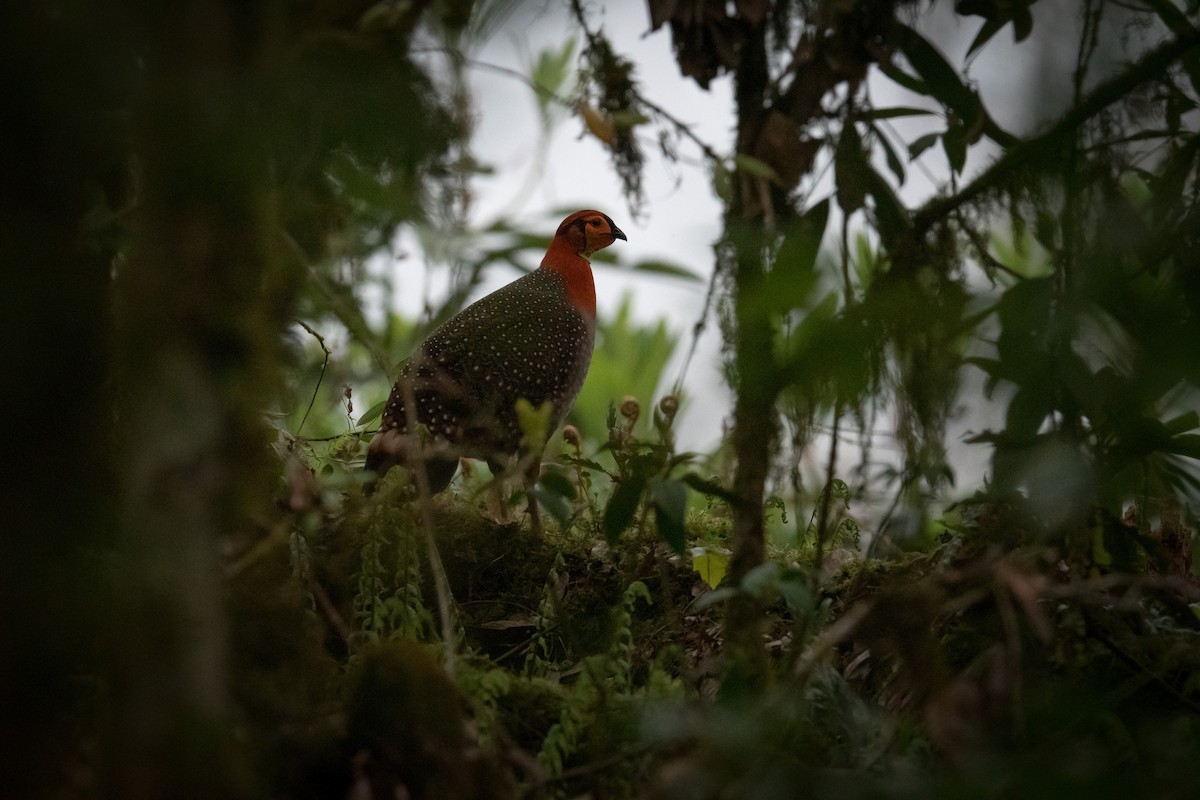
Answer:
xmin=611 ymin=224 xmax=627 ymax=241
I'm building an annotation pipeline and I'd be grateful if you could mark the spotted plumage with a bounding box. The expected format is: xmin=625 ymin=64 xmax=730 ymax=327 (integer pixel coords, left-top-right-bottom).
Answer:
xmin=365 ymin=210 xmax=626 ymax=525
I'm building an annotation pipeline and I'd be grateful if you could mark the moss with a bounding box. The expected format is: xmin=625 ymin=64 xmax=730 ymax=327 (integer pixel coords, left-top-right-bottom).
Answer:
xmin=494 ymin=674 xmax=570 ymax=753
xmin=344 ymin=641 xmax=515 ymax=799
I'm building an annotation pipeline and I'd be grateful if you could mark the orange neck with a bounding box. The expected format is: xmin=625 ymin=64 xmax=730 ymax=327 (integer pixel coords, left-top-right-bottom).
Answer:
xmin=540 ymin=238 xmax=596 ymax=318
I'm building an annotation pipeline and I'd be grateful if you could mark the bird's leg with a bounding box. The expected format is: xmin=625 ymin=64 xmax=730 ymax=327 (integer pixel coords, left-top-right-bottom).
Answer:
xmin=526 ymin=492 xmax=542 ymax=537
xmin=523 ymin=456 xmax=543 ymax=536
xmin=484 ymin=457 xmax=518 ymax=526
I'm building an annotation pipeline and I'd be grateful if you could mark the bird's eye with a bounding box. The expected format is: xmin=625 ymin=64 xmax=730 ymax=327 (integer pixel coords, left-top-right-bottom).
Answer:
xmin=589 ymin=218 xmax=600 ymax=226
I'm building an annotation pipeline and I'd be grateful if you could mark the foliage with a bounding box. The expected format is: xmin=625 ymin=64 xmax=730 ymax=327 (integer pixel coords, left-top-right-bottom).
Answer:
xmin=570 ymin=293 xmax=679 ymax=444
xmin=15 ymin=1 xmax=1200 ymax=799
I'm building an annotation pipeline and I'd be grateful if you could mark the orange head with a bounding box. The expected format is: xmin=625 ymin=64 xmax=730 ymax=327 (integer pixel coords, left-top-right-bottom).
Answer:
xmin=540 ymin=210 xmax=626 ymax=317
xmin=551 ymin=209 xmax=627 ymax=258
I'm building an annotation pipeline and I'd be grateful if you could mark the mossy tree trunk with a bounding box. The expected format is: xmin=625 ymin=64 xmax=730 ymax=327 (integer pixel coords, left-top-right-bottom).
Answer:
xmin=722 ymin=14 xmax=778 ymax=688
xmin=0 ymin=5 xmax=123 ymax=796
xmin=109 ymin=2 xmax=287 ymax=795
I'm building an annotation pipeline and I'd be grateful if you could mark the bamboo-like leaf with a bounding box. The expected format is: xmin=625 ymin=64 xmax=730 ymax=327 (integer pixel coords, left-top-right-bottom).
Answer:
xmin=357 ymin=399 xmax=386 ymax=427
xmin=943 ymin=122 xmax=968 ymax=174
xmin=604 ymin=473 xmax=647 ymax=543
xmin=835 ymin=123 xmax=867 ymax=213
xmin=896 ymin=23 xmax=983 ymax=129
xmin=966 ymin=17 xmax=1006 ymax=58
xmin=538 ymin=469 xmax=577 ymax=500
xmin=908 ymin=132 xmax=941 ymax=159
xmin=532 ymin=483 xmax=573 ymax=525
xmin=877 ymin=60 xmax=930 ymax=96
xmin=734 ymin=152 xmax=782 ymax=183
xmin=681 ymin=472 xmax=741 ymax=506
xmin=768 ymin=198 xmax=829 ymax=311
xmin=871 ymin=122 xmax=907 ymax=185
xmin=1143 ymin=0 xmax=1200 ymax=94
xmin=865 ymin=106 xmax=937 ymax=120
xmin=630 ymin=259 xmax=702 ymax=282
xmin=1166 ymin=434 xmax=1200 ymax=460
xmin=652 ymin=478 xmax=688 ymax=553
xmin=865 ymin=166 xmax=912 ymax=242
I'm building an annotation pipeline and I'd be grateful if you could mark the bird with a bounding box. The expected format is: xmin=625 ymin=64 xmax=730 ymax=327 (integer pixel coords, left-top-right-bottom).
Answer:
xmin=365 ymin=209 xmax=626 ymax=532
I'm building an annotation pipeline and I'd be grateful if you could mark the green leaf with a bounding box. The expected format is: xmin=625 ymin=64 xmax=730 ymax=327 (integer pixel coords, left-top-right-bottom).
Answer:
xmin=604 ymin=473 xmax=647 ymax=543
xmin=740 ymin=562 xmax=781 ymax=597
xmin=531 ymin=38 xmax=576 ymax=112
xmin=710 ymin=160 xmax=733 ymax=203
xmin=680 ymin=473 xmax=742 ymax=506
xmin=865 ymin=106 xmax=936 ymax=120
xmin=1163 ymin=411 xmax=1200 ymax=436
xmin=877 ymin=60 xmax=930 ymax=96
xmin=835 ymin=123 xmax=867 ymax=213
xmin=357 ymin=399 xmax=386 ymax=427
xmin=1012 ymin=5 xmax=1034 ymax=41
xmin=871 ymin=123 xmax=907 ymax=185
xmin=1143 ymin=0 xmax=1200 ymax=94
xmin=1161 ymin=461 xmax=1200 ymax=496
xmin=691 ymin=547 xmax=729 ymax=588
xmin=611 ymin=109 xmax=650 ymax=128
xmin=1092 ymin=523 xmax=1113 ymax=567
xmin=908 ymin=132 xmax=941 ymax=159
xmin=1151 ymin=137 xmax=1200 ymax=221
xmin=630 ymin=259 xmax=702 ymax=282
xmin=767 ymin=198 xmax=829 ymax=312
xmin=776 ymin=570 xmax=813 ymax=616
xmin=693 ymin=585 xmax=738 ymax=611
xmin=561 ymin=455 xmax=611 ymax=475
xmin=965 ymin=18 xmax=1006 ymax=58
xmin=1006 ymin=386 xmax=1053 ymax=440
xmin=652 ymin=478 xmax=688 ymax=553
xmin=1166 ymin=434 xmax=1200 ymax=460
xmin=734 ymin=152 xmax=782 ymax=183
xmin=896 ymin=23 xmax=983 ymax=130
xmin=538 ymin=468 xmax=577 ymax=500
xmin=943 ymin=122 xmax=968 ymax=175
xmin=532 ymin=483 xmax=573 ymax=525
xmin=866 ymin=166 xmax=912 ymax=243
xmin=777 ymin=198 xmax=829 ymax=274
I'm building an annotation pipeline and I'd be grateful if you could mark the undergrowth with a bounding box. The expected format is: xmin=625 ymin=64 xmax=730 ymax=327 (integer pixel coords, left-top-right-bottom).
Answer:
xmin=230 ymin=393 xmax=1200 ymax=799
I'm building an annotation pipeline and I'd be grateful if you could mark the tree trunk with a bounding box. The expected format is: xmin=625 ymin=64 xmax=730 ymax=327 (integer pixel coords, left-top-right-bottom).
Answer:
xmin=722 ymin=16 xmax=779 ymax=688
xmin=0 ymin=5 xmax=121 ymax=795
xmin=109 ymin=2 xmax=284 ymax=795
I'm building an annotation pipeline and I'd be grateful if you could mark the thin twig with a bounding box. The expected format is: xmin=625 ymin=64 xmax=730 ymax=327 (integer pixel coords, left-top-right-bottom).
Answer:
xmin=636 ymin=92 xmax=724 ymax=165
xmin=569 ymin=0 xmax=723 ymax=165
xmin=307 ymin=570 xmax=354 ymax=650
xmin=227 ymin=517 xmax=292 ymax=579
xmin=956 ymin=212 xmax=1024 ymax=280
xmin=295 ymin=319 xmax=330 ymax=437
xmin=302 ymin=429 xmax=376 ymax=443
xmin=280 ymin=231 xmax=392 ymax=375
xmin=1039 ymin=572 xmax=1200 ymax=602
xmin=793 ymin=599 xmax=874 ymax=685
xmin=673 ymin=240 xmax=724 ymax=394
xmin=911 ymin=27 xmax=1200 ymax=237
xmin=1087 ymin=618 xmax=1200 ymax=716
xmin=535 ymin=746 xmax=649 ymax=789
xmin=399 ymin=376 xmax=459 ymax=676
xmin=813 ymin=404 xmax=842 ymax=581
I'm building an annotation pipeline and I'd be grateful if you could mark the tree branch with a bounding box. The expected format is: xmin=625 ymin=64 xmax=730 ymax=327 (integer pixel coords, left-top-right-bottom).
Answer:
xmin=912 ymin=28 xmax=1200 ymax=237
